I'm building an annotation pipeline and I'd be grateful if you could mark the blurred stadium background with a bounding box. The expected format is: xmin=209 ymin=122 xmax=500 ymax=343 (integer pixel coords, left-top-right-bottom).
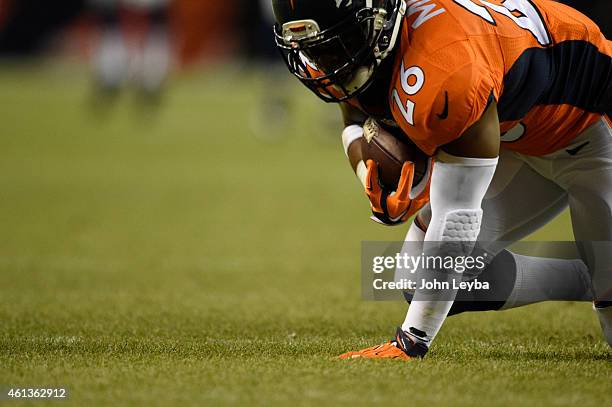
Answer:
xmin=0 ymin=1 xmax=610 ymax=405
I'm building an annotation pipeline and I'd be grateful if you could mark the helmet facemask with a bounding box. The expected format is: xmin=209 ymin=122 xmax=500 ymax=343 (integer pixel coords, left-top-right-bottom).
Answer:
xmin=275 ymin=1 xmax=406 ymax=102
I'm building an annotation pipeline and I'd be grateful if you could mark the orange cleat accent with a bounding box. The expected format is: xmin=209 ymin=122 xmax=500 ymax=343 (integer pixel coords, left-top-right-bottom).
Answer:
xmin=338 ymin=328 xmax=429 ymax=360
xmin=338 ymin=341 xmax=412 ymax=360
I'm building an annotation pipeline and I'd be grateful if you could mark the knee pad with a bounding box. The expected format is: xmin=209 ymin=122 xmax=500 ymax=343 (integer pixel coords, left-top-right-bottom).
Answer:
xmin=441 ymin=209 xmax=482 ymax=242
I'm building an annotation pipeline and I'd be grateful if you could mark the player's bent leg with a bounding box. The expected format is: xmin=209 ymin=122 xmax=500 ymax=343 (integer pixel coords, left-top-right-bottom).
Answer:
xmin=442 ymin=249 xmax=591 ymax=315
xmin=477 ymin=149 xmax=568 ymax=249
xmin=518 ymin=117 xmax=612 ymax=346
xmin=549 ymin=118 xmax=612 ymax=346
xmin=454 ymin=149 xmax=593 ymax=310
xmin=404 ymin=150 xmax=589 ymax=314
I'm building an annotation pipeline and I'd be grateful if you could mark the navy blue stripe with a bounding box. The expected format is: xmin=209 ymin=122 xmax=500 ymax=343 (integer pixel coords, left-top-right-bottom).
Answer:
xmin=498 ymin=40 xmax=612 ymax=122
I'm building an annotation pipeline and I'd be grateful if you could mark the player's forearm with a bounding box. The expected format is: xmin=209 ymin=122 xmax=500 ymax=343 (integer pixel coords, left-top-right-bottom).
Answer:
xmin=342 ymin=124 xmax=368 ymax=188
xmin=425 ymin=152 xmax=498 ymax=243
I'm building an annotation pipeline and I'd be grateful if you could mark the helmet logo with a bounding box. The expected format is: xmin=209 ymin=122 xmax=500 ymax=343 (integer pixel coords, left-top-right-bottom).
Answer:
xmin=335 ymin=0 xmax=353 ymax=8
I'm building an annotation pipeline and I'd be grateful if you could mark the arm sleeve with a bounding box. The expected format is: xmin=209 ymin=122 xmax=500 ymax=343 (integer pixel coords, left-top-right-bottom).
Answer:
xmin=425 ymin=151 xmax=498 ymax=243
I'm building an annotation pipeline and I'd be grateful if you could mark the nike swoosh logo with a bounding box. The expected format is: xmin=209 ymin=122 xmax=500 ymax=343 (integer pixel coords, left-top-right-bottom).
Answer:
xmin=566 ymin=141 xmax=590 ymax=156
xmin=437 ymin=91 xmax=449 ymax=120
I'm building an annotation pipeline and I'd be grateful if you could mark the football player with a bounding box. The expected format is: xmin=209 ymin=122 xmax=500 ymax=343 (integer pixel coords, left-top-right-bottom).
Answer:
xmin=272 ymin=0 xmax=612 ymax=359
xmin=89 ymin=0 xmax=170 ymax=100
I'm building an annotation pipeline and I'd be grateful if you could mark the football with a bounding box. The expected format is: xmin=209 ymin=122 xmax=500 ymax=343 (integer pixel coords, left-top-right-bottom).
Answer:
xmin=356 ymin=118 xmax=429 ymax=190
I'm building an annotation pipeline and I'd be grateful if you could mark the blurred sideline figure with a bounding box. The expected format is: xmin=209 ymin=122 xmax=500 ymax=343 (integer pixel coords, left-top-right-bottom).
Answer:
xmin=89 ymin=0 xmax=170 ymax=103
xmin=242 ymin=0 xmax=292 ymax=140
xmin=243 ymin=0 xmax=341 ymax=141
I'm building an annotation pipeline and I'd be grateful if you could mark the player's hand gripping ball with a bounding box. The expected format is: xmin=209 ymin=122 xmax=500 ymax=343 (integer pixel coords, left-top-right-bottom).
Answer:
xmin=348 ymin=118 xmax=432 ymax=226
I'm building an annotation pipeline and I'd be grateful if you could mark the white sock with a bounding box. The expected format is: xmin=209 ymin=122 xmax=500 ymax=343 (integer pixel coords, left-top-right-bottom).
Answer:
xmin=395 ymin=218 xmax=426 ymax=284
xmin=401 ymin=299 xmax=454 ymax=345
xmin=399 ymin=218 xmax=452 ymax=345
xmin=502 ymin=253 xmax=592 ymax=309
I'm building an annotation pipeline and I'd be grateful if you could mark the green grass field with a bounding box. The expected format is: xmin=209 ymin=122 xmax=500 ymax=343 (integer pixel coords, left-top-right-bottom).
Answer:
xmin=0 ymin=65 xmax=610 ymax=406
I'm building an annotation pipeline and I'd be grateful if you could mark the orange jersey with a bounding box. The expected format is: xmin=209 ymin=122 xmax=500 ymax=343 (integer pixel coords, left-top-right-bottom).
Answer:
xmin=375 ymin=0 xmax=612 ymax=156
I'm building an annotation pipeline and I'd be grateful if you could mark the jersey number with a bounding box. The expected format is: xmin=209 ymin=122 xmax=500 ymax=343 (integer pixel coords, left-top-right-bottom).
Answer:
xmin=393 ymin=63 xmax=425 ymax=126
xmin=453 ymin=0 xmax=550 ymax=46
